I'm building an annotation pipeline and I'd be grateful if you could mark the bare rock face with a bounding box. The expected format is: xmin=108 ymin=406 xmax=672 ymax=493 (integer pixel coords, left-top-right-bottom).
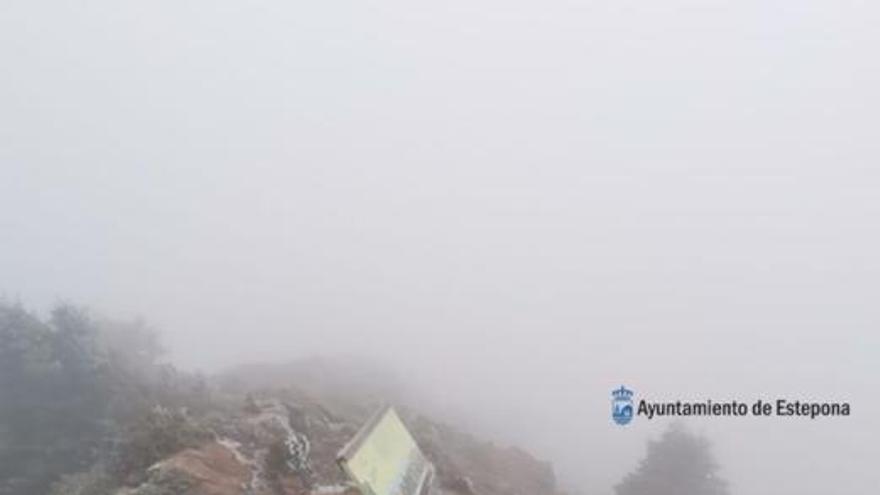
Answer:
xmin=159 ymin=442 xmax=250 ymax=495
xmin=118 ymin=441 xmax=249 ymax=495
xmin=118 ymin=396 xmax=360 ymax=495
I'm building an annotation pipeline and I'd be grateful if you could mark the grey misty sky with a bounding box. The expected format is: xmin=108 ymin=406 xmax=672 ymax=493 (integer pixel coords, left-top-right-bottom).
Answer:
xmin=1 ymin=1 xmax=878 ymax=494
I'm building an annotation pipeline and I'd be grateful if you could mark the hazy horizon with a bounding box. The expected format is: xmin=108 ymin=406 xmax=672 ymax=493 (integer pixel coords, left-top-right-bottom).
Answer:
xmin=2 ymin=1 xmax=878 ymax=494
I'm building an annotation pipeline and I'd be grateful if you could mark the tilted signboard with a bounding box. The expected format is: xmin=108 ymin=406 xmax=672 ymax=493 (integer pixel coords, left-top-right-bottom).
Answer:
xmin=337 ymin=406 xmax=433 ymax=495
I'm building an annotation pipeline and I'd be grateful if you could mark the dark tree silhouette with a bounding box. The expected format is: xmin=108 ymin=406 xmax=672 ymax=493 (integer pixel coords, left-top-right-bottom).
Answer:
xmin=615 ymin=424 xmax=730 ymax=495
xmin=0 ymin=301 xmax=210 ymax=494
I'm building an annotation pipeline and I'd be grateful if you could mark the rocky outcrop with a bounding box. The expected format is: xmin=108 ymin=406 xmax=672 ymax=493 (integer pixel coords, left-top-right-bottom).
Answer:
xmin=118 ymin=397 xmax=360 ymax=495
xmin=116 ymin=361 xmax=563 ymax=495
xmin=119 ymin=441 xmax=249 ymax=495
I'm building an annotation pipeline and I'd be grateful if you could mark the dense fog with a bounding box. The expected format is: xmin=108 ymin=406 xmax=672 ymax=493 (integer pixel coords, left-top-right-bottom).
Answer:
xmin=2 ymin=1 xmax=878 ymax=494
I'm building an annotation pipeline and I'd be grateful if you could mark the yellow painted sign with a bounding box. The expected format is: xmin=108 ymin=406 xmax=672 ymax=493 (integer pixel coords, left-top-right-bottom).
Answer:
xmin=337 ymin=407 xmax=433 ymax=495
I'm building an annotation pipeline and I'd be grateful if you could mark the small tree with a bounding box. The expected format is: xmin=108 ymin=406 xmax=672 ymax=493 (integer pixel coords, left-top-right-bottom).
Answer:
xmin=615 ymin=424 xmax=729 ymax=495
